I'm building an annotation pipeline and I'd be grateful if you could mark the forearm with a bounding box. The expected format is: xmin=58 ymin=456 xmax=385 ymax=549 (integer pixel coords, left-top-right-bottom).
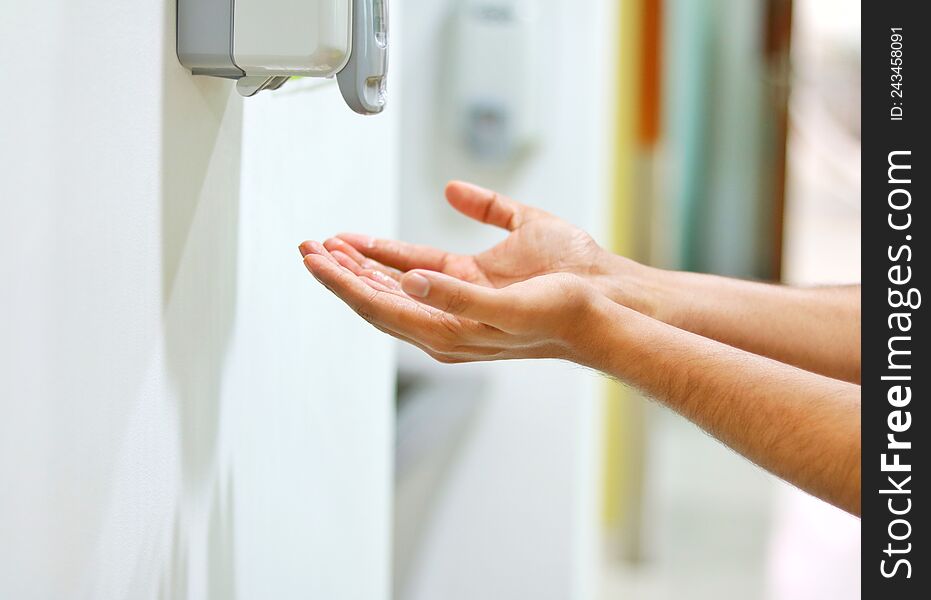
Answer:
xmin=574 ymin=295 xmax=861 ymax=515
xmin=599 ymin=256 xmax=861 ymax=383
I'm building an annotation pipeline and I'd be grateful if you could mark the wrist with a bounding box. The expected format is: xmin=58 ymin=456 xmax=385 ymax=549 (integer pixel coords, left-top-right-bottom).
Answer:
xmin=593 ymin=252 xmax=677 ymax=323
xmin=562 ymin=289 xmax=635 ymax=370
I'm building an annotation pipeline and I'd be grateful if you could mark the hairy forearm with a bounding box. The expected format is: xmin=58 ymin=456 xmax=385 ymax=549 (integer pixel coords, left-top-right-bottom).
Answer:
xmin=599 ymin=256 xmax=861 ymax=383
xmin=574 ymin=295 xmax=862 ymax=515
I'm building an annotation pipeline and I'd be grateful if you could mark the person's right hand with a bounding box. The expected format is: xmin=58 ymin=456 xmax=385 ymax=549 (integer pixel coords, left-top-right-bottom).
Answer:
xmin=323 ymin=181 xmax=654 ymax=313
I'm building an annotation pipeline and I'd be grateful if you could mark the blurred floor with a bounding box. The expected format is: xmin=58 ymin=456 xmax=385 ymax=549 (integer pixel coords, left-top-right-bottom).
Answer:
xmin=600 ymin=411 xmax=773 ymax=599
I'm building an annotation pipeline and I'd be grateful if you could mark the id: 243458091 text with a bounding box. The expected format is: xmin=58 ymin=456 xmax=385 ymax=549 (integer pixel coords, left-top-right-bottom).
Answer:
xmin=890 ymin=28 xmax=905 ymax=121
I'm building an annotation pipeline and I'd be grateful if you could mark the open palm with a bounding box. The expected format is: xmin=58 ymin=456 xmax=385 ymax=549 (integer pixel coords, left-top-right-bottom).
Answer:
xmin=330 ymin=181 xmax=610 ymax=292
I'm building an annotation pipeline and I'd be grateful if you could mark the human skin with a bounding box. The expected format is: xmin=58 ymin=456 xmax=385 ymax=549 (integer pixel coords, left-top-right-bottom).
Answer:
xmin=299 ymin=181 xmax=862 ymax=515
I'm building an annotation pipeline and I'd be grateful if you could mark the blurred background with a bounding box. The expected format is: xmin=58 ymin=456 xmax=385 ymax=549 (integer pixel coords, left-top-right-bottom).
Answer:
xmin=393 ymin=0 xmax=861 ymax=599
xmin=0 ymin=0 xmax=860 ymax=598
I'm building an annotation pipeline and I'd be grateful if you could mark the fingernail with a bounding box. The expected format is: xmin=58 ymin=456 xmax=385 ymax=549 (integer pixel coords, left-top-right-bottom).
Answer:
xmin=402 ymin=273 xmax=431 ymax=297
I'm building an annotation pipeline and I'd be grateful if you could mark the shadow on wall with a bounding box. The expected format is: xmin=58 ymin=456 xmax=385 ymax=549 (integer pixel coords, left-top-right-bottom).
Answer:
xmin=158 ymin=1 xmax=241 ymax=597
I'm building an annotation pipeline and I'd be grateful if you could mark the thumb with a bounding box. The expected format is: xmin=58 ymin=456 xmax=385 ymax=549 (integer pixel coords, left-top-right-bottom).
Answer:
xmin=445 ymin=181 xmax=537 ymax=232
xmin=401 ymin=270 xmax=507 ymax=325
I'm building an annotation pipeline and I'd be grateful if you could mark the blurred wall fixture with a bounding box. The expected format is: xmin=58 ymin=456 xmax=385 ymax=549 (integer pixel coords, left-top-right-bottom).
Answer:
xmin=450 ymin=0 xmax=540 ymax=162
xmin=177 ymin=0 xmax=388 ymax=114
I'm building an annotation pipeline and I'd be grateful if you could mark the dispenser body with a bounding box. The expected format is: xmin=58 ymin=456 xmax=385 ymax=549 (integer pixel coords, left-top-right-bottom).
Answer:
xmin=177 ymin=0 xmax=352 ymax=86
xmin=177 ymin=0 xmax=388 ymax=113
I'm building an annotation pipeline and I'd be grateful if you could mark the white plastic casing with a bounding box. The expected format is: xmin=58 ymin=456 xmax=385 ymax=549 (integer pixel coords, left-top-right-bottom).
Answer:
xmin=234 ymin=0 xmax=352 ymax=77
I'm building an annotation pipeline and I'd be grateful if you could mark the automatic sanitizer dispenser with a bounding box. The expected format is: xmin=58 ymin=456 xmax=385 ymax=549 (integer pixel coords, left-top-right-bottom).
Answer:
xmin=177 ymin=0 xmax=388 ymax=114
xmin=449 ymin=0 xmax=538 ymax=161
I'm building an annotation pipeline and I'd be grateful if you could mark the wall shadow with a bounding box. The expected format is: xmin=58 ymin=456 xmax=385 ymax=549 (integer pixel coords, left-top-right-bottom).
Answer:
xmin=159 ymin=0 xmax=241 ymax=596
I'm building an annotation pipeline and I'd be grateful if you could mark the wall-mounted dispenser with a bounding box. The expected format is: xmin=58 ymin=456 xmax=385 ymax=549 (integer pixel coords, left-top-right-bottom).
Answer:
xmin=177 ymin=0 xmax=388 ymax=114
xmin=449 ymin=0 xmax=539 ymax=162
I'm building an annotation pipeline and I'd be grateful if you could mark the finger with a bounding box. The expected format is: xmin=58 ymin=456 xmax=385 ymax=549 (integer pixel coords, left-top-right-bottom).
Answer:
xmin=330 ymin=250 xmax=400 ymax=293
xmin=400 ymin=269 xmax=511 ymax=327
xmin=353 ymin=292 xmax=504 ymax=361
xmin=337 ymin=233 xmax=453 ymax=273
xmin=358 ymin=274 xmax=395 ymax=293
xmin=299 ymin=240 xmax=339 ymax=264
xmin=337 ymin=298 xmax=451 ymax=360
xmin=331 ymin=250 xmax=401 ymax=293
xmin=331 ymin=250 xmax=365 ymax=275
xmin=306 ymin=254 xmax=504 ymax=349
xmin=324 ymin=237 xmax=403 ymax=280
xmin=369 ymin=321 xmax=443 ymax=360
xmin=305 ymin=254 xmax=460 ymax=349
xmin=360 ymin=269 xmax=402 ymax=291
xmin=366 ymin=317 xmax=502 ymax=363
xmin=445 ymin=181 xmax=540 ymax=231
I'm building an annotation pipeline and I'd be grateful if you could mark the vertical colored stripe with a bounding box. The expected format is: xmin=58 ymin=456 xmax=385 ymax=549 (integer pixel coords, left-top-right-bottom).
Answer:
xmin=638 ymin=0 xmax=663 ymax=146
xmin=601 ymin=0 xmax=643 ymax=533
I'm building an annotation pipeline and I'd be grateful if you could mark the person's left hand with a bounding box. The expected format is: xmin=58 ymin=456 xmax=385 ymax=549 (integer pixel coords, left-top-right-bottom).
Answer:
xmin=298 ymin=240 xmax=600 ymax=364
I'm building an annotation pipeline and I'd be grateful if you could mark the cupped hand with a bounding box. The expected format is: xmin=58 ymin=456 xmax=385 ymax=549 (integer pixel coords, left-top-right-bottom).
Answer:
xmin=297 ymin=181 xmax=632 ymax=363
xmin=299 ymin=238 xmax=599 ymax=363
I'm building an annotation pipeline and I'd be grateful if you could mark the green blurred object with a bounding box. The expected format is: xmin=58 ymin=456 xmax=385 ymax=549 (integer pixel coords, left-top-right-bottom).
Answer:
xmin=663 ymin=0 xmax=785 ymax=279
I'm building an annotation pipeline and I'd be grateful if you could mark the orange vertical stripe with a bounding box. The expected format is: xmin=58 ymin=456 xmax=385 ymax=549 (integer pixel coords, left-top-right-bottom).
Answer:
xmin=638 ymin=0 xmax=663 ymax=145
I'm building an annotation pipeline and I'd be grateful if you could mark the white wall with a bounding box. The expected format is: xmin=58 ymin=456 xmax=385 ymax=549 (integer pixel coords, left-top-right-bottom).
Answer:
xmin=394 ymin=1 xmax=616 ymax=598
xmin=0 ymin=2 xmax=397 ymax=599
